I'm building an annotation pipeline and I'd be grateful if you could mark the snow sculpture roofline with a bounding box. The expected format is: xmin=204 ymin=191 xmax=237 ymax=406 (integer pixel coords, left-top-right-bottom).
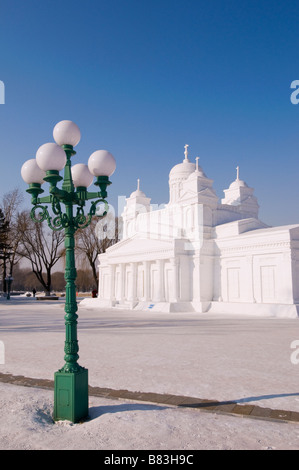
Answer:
xmin=129 ymin=178 xmax=147 ymax=198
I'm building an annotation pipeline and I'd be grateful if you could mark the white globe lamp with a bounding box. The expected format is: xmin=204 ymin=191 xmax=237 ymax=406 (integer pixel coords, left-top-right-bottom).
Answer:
xmin=88 ymin=150 xmax=116 ymax=177
xmin=21 ymin=158 xmax=46 ymax=185
xmin=36 ymin=142 xmax=67 ymax=172
xmin=71 ymin=163 xmax=94 ymax=188
xmin=53 ymin=120 xmax=81 ymax=147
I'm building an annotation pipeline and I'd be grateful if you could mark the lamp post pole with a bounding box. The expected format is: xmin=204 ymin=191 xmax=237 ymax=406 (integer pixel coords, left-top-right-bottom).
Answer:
xmin=5 ymin=274 xmax=13 ymax=300
xmin=21 ymin=120 xmax=116 ymax=423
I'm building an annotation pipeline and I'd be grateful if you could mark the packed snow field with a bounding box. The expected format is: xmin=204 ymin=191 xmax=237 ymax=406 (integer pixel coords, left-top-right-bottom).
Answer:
xmin=1 ymin=297 xmax=299 ymax=450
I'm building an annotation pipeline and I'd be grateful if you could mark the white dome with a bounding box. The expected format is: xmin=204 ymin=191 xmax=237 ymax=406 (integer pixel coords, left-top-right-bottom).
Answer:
xmin=169 ymin=160 xmax=196 ymax=180
xmin=186 ymin=165 xmax=206 ymax=180
xmin=227 ymin=167 xmax=248 ymax=190
xmin=229 ymin=179 xmax=248 ymax=189
xmin=129 ymin=179 xmax=147 ymax=198
xmin=130 ymin=189 xmax=146 ymax=198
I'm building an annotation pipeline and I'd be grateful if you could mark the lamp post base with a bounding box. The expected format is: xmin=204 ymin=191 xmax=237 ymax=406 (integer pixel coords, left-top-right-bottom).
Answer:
xmin=53 ymin=367 xmax=88 ymax=423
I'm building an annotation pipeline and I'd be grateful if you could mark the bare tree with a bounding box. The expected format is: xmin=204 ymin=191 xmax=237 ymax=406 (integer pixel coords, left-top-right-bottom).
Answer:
xmin=0 ymin=207 xmax=10 ymax=291
xmin=0 ymin=188 xmax=24 ymax=291
xmin=51 ymin=271 xmax=66 ymax=292
xmin=75 ymin=212 xmax=119 ymax=286
xmin=76 ymin=269 xmax=94 ymax=292
xmin=17 ymin=211 xmax=64 ymax=295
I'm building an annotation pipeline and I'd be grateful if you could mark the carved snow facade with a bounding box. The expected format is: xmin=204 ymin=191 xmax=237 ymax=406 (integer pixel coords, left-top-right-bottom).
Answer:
xmin=89 ymin=146 xmax=299 ymax=317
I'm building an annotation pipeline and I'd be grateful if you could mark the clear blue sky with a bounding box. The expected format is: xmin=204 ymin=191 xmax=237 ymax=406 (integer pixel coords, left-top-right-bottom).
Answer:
xmin=0 ymin=0 xmax=299 ymax=226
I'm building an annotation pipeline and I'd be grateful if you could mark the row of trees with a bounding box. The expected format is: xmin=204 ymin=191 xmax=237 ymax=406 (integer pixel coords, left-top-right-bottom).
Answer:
xmin=12 ymin=266 xmax=95 ymax=293
xmin=0 ymin=188 xmax=119 ymax=295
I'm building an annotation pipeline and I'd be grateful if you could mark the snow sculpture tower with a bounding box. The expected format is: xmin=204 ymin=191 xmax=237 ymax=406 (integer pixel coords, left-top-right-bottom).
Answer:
xmin=121 ymin=179 xmax=151 ymax=238
xmin=222 ymin=166 xmax=259 ymax=218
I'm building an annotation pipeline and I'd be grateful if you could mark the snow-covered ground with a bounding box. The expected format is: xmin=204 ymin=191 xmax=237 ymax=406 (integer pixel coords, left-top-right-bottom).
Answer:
xmin=1 ymin=297 xmax=299 ymax=450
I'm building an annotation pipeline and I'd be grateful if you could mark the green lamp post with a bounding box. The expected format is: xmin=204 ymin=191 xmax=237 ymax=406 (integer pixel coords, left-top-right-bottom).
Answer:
xmin=5 ymin=274 xmax=13 ymax=300
xmin=21 ymin=120 xmax=116 ymax=423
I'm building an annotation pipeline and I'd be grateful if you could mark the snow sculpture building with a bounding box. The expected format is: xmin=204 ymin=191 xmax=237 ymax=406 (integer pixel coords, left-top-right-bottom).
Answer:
xmin=91 ymin=145 xmax=299 ymax=317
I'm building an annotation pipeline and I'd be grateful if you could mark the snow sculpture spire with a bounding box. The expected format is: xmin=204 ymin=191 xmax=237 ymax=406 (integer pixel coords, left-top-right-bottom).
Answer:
xmin=184 ymin=144 xmax=189 ymax=162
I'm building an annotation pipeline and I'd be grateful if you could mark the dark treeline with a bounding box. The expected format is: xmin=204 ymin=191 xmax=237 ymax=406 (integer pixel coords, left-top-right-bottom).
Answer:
xmin=9 ymin=266 xmax=96 ymax=293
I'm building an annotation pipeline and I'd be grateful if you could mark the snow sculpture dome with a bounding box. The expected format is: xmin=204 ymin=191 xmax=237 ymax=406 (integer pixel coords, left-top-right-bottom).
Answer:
xmin=169 ymin=160 xmax=196 ymax=179
xmin=228 ymin=178 xmax=248 ymax=189
xmin=122 ymin=178 xmax=151 ymax=239
xmin=169 ymin=145 xmax=196 ymax=204
xmin=186 ymin=156 xmax=207 ymax=180
xmin=226 ymin=166 xmax=248 ymax=190
xmin=169 ymin=145 xmax=196 ymax=181
xmin=129 ymin=179 xmax=147 ymax=198
xmin=222 ymin=166 xmax=259 ymax=218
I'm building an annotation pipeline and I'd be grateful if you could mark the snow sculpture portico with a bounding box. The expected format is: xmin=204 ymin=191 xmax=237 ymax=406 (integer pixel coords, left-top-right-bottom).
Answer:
xmin=89 ymin=146 xmax=299 ymax=317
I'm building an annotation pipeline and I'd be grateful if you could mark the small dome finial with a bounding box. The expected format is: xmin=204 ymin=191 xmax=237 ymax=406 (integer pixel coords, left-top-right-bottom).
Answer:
xmin=184 ymin=144 xmax=189 ymax=162
xmin=137 ymin=178 xmax=140 ymax=191
xmin=236 ymin=166 xmax=240 ymax=181
xmin=195 ymin=156 xmax=200 ymax=172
